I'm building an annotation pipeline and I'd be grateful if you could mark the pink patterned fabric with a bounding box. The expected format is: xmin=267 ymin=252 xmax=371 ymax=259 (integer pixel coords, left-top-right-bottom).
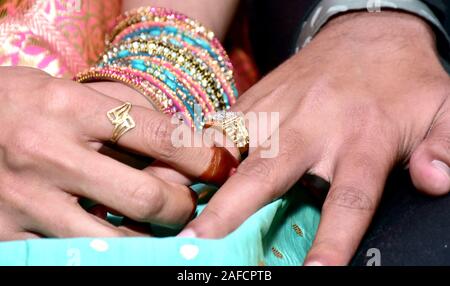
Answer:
xmin=0 ymin=0 xmax=121 ymax=78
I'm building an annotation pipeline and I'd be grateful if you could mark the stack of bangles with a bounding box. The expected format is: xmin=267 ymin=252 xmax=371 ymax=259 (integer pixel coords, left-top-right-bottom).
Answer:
xmin=75 ymin=6 xmax=250 ymax=215
xmin=75 ymin=7 xmax=238 ymax=127
xmin=76 ymin=6 xmax=249 ymax=165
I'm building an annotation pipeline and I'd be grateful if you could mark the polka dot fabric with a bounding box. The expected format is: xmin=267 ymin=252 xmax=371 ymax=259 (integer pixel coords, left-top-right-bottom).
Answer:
xmin=0 ymin=184 xmax=319 ymax=266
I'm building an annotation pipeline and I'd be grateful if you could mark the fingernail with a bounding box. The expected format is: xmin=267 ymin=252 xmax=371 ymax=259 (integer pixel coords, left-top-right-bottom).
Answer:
xmin=177 ymin=229 xmax=197 ymax=238
xmin=303 ymin=261 xmax=324 ymax=266
xmin=431 ymin=160 xmax=450 ymax=178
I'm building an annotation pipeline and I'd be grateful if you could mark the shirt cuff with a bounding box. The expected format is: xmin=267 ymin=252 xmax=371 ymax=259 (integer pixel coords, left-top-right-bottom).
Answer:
xmin=295 ymin=0 xmax=450 ymax=57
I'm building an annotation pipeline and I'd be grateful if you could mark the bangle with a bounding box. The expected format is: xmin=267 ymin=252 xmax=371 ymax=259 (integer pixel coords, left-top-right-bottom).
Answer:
xmin=75 ymin=66 xmax=173 ymax=113
xmin=75 ymin=6 xmax=238 ymax=130
xmin=101 ymin=38 xmax=234 ymax=109
xmin=110 ymin=7 xmax=232 ymax=69
xmin=113 ymin=56 xmax=213 ymax=113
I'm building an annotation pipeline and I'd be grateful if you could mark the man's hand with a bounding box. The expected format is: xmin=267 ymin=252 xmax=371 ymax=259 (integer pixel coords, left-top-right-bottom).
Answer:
xmin=179 ymin=11 xmax=450 ymax=265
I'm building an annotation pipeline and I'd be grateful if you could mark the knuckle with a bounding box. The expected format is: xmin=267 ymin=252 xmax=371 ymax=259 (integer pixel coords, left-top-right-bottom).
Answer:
xmin=0 ymin=174 xmax=26 ymax=206
xmin=237 ymin=157 xmax=279 ymax=192
xmin=301 ymin=80 xmax=332 ymax=110
xmin=419 ymin=77 xmax=450 ymax=101
xmin=5 ymin=127 xmax=44 ymax=170
xmin=42 ymin=79 xmax=75 ymax=115
xmin=281 ymin=127 xmax=310 ymax=156
xmin=341 ymin=122 xmax=397 ymax=159
xmin=5 ymin=127 xmax=72 ymax=172
xmin=347 ymin=151 xmax=386 ymax=171
xmin=140 ymin=116 xmax=177 ymax=160
xmin=127 ymin=180 xmax=165 ymax=221
xmin=345 ymin=102 xmax=384 ymax=131
xmin=324 ymin=185 xmax=375 ymax=212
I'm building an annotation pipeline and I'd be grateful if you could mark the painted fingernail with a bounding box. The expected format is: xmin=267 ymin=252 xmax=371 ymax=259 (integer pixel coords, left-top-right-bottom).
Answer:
xmin=177 ymin=228 xmax=197 ymax=238
xmin=431 ymin=160 xmax=450 ymax=179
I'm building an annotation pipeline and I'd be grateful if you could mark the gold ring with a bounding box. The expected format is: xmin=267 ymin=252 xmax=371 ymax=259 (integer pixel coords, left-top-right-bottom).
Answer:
xmin=107 ymin=102 xmax=136 ymax=143
xmin=204 ymin=111 xmax=250 ymax=157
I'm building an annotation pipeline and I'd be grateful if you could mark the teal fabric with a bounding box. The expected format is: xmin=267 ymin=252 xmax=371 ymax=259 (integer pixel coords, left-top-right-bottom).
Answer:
xmin=0 ymin=184 xmax=319 ymax=266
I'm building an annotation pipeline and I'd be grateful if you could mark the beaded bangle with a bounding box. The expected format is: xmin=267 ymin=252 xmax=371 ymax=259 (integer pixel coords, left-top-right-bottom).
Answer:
xmin=75 ymin=6 xmax=238 ymax=129
xmin=75 ymin=66 xmax=173 ymax=113
xmin=75 ymin=66 xmax=199 ymax=126
xmin=114 ymin=56 xmax=212 ymax=113
xmin=114 ymin=22 xmax=231 ymax=71
xmin=102 ymin=38 xmax=234 ymax=108
xmin=109 ymin=7 xmax=232 ymax=69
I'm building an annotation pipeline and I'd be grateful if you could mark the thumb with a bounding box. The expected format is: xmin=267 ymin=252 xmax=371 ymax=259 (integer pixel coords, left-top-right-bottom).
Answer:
xmin=410 ymin=113 xmax=450 ymax=196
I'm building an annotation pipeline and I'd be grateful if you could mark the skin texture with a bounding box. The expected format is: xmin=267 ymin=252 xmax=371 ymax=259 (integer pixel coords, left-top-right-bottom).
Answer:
xmin=0 ymin=0 xmax=239 ymax=240
xmin=0 ymin=67 xmax=236 ymax=239
xmin=1 ymin=0 xmax=448 ymax=266
xmin=179 ymin=11 xmax=450 ymax=265
xmin=86 ymin=0 xmax=241 ymax=185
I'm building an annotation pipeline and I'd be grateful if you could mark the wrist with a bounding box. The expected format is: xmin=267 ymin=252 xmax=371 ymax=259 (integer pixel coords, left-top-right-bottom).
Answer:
xmin=304 ymin=11 xmax=442 ymax=71
xmin=321 ymin=11 xmax=434 ymax=47
xmin=292 ymin=11 xmax=448 ymax=96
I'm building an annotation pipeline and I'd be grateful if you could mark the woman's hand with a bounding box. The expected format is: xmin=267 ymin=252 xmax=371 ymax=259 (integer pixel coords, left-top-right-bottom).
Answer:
xmin=180 ymin=11 xmax=450 ymax=265
xmin=0 ymin=66 xmax=233 ymax=240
